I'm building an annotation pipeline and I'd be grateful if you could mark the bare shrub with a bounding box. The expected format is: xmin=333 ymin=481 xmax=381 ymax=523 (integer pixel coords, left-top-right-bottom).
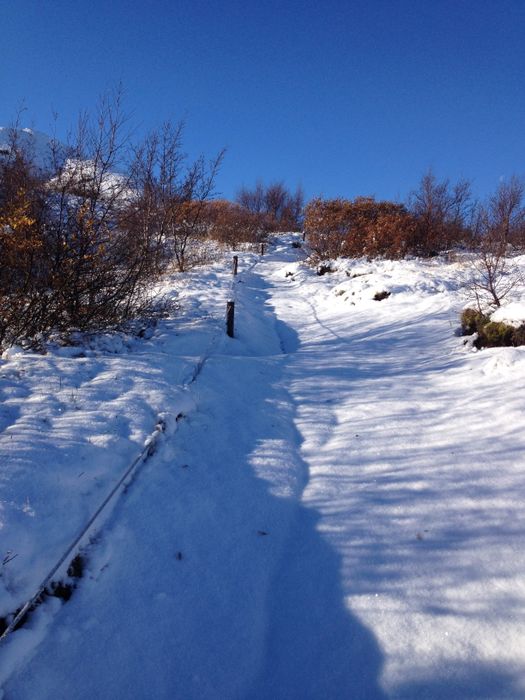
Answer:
xmin=39 ymin=92 xmax=159 ymax=332
xmin=487 ymin=176 xmax=525 ymax=248
xmin=129 ymin=123 xmax=224 ymax=272
xmin=236 ymin=180 xmax=303 ymax=233
xmin=0 ymin=94 xmax=224 ymax=347
xmin=408 ymin=170 xmax=473 ymax=255
xmin=469 ymin=236 xmax=520 ymax=310
xmin=467 ymin=181 xmax=524 ymax=311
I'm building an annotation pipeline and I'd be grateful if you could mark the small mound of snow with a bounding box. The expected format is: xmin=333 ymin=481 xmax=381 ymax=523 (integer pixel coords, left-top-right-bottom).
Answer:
xmin=490 ymin=302 xmax=525 ymax=328
xmin=1 ymin=345 xmax=26 ymax=360
xmin=53 ymin=345 xmax=87 ymax=358
xmin=281 ymin=263 xmax=300 ymax=277
xmin=481 ymin=346 xmax=525 ymax=376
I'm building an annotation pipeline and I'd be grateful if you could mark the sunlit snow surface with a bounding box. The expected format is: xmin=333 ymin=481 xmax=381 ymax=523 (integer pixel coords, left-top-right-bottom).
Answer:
xmin=1 ymin=237 xmax=525 ymax=699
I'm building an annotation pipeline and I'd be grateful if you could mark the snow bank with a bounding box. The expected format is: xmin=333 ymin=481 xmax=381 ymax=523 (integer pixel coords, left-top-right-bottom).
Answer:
xmin=490 ymin=301 xmax=525 ymax=327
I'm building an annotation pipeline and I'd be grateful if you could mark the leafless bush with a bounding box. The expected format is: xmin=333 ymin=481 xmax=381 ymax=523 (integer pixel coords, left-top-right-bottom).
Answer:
xmin=0 ymin=94 xmax=224 ymax=347
xmin=129 ymin=122 xmax=224 ymax=272
xmin=408 ymin=170 xmax=473 ymax=255
xmin=236 ymin=180 xmax=303 ymax=234
xmin=469 ymin=223 xmax=521 ymax=311
xmin=486 ymin=176 xmax=525 ymax=248
xmin=465 ymin=179 xmax=525 ymax=311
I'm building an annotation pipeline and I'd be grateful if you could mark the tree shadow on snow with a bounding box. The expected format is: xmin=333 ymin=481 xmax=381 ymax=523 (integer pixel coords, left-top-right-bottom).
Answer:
xmin=395 ymin=661 xmax=523 ymax=700
xmin=0 ymin=266 xmax=386 ymax=700
xmin=245 ymin=503 xmax=387 ymax=700
xmin=217 ymin=269 xmax=386 ymax=699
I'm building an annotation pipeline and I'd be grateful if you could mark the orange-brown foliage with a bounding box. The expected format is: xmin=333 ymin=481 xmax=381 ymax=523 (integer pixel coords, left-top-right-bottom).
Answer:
xmin=204 ymin=200 xmax=261 ymax=247
xmin=304 ymin=196 xmax=417 ymax=260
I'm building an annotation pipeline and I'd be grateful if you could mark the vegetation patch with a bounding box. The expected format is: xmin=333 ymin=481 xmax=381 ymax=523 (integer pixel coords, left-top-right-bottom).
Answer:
xmin=460 ymin=307 xmax=525 ymax=348
xmin=460 ymin=308 xmax=490 ymax=335
xmin=0 ymin=554 xmax=86 ymax=638
xmin=316 ymin=263 xmax=334 ymax=276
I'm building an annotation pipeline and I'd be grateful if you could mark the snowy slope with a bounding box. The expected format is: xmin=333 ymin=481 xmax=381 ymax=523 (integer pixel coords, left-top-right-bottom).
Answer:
xmin=1 ymin=237 xmax=525 ymax=698
xmin=266 ymin=248 xmax=525 ymax=698
xmin=0 ymin=127 xmax=62 ymax=168
xmin=0 ymin=127 xmax=130 ymax=198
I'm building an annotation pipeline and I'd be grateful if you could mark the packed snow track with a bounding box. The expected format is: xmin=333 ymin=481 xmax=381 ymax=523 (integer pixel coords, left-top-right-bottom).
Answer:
xmin=1 ymin=235 xmax=525 ymax=699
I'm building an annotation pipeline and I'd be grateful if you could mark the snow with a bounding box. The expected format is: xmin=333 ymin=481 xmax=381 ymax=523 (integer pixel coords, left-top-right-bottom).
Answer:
xmin=1 ymin=236 xmax=525 ymax=698
xmin=490 ymin=301 xmax=525 ymax=327
xmin=0 ymin=127 xmax=131 ymax=200
xmin=49 ymin=157 xmax=134 ymax=201
xmin=0 ymin=127 xmax=61 ymax=169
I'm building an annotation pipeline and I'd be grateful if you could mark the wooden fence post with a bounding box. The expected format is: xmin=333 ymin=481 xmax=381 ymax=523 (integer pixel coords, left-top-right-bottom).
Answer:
xmin=260 ymin=243 xmax=265 ymax=256
xmin=226 ymin=301 xmax=235 ymax=338
xmin=232 ymin=255 xmax=238 ymax=276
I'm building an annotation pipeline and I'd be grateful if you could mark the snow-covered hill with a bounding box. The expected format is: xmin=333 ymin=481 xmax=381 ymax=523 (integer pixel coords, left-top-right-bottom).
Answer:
xmin=1 ymin=237 xmax=525 ymax=698
xmin=0 ymin=127 xmax=62 ymax=169
xmin=0 ymin=127 xmax=130 ymax=199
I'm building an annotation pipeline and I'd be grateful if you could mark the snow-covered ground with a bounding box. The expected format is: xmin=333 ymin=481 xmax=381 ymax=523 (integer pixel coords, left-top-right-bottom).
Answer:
xmin=1 ymin=236 xmax=525 ymax=698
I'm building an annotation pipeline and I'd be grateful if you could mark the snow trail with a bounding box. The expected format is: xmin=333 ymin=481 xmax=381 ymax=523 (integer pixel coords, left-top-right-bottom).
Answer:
xmin=1 ymin=244 xmax=385 ymax=699
xmin=3 ymin=236 xmax=525 ymax=698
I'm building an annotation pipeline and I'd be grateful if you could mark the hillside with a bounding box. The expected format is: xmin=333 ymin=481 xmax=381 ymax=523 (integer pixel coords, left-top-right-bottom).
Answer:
xmin=1 ymin=236 xmax=525 ymax=698
xmin=0 ymin=127 xmax=59 ymax=167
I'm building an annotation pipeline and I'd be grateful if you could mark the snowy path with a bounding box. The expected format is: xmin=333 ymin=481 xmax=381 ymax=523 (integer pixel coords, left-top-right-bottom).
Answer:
xmin=1 ymin=246 xmax=384 ymax=699
xmin=2 ymin=237 xmax=525 ymax=698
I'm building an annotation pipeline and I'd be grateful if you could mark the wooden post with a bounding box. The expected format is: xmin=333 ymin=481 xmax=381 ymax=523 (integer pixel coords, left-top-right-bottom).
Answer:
xmin=232 ymin=255 xmax=238 ymax=276
xmin=226 ymin=301 xmax=235 ymax=338
xmin=260 ymin=243 xmax=265 ymax=256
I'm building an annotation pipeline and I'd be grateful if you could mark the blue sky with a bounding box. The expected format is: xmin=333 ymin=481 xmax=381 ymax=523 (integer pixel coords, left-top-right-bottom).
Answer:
xmin=2 ymin=0 xmax=524 ymax=203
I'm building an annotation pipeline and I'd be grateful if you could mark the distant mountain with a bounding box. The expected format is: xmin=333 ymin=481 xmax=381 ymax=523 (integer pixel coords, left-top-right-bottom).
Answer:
xmin=0 ymin=127 xmax=65 ymax=170
xmin=0 ymin=127 xmax=132 ymax=200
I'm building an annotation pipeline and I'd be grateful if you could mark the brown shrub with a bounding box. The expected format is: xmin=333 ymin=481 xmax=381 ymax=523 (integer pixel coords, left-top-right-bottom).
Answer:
xmin=0 ymin=99 xmax=222 ymax=346
xmin=363 ymin=210 xmax=418 ymax=259
xmin=409 ymin=171 xmax=473 ymax=255
xmin=304 ymin=196 xmax=417 ymax=260
xmin=204 ymin=200 xmax=261 ymax=247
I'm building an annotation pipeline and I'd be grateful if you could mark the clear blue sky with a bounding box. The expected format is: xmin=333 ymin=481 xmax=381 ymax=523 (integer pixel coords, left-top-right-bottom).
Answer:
xmin=2 ymin=0 xmax=524 ymax=203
